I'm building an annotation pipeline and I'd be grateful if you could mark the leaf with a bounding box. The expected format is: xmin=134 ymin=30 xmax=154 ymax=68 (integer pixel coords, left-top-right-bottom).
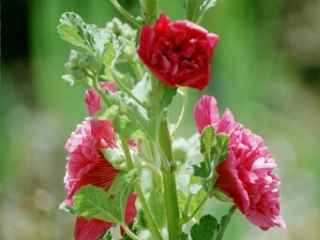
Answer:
xmin=193 ymin=161 xmax=210 ymax=178
xmin=103 ymin=148 xmax=126 ymax=170
xmin=193 ymin=127 xmax=229 ymax=179
xmin=63 ymin=49 xmax=98 ymax=85
xmin=58 ymin=12 xmax=113 ymax=55
xmin=214 ymin=134 xmax=229 ymax=166
xmin=73 ymin=171 xmax=137 ymax=224
xmin=191 ymin=215 xmax=218 ymax=240
xmin=150 ymin=79 xmax=177 ymax=113
xmin=107 ymin=170 xmax=138 ymax=222
xmin=160 ymin=86 xmax=177 ymax=110
xmin=132 ymin=74 xmax=152 ymax=104
xmin=103 ymin=42 xmax=116 ymax=79
xmin=193 ymin=126 xmax=216 ymax=178
xmin=200 ymin=126 xmax=216 ymax=159
xmin=57 ymin=12 xmax=90 ymax=50
xmin=73 ymin=185 xmax=122 ymax=223
xmin=179 ymin=232 xmax=189 ymax=240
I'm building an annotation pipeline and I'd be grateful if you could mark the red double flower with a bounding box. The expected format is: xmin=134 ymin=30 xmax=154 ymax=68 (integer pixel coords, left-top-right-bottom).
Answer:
xmin=64 ymin=119 xmax=137 ymax=240
xmin=194 ymin=96 xmax=286 ymax=230
xmin=138 ymin=14 xmax=219 ymax=90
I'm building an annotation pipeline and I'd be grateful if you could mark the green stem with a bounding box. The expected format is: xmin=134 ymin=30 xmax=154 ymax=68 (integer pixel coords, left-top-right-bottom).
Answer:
xmin=92 ymin=71 xmax=112 ymax=107
xmin=110 ymin=0 xmax=141 ymax=28
xmin=158 ymin=115 xmax=181 ymax=240
xmin=182 ymin=193 xmax=209 ymax=224
xmin=121 ymin=139 xmax=163 ymax=240
xmin=105 ymin=73 xmax=148 ymax=109
xmin=140 ymin=161 xmax=162 ymax=181
xmin=182 ymin=194 xmax=192 ymax=218
xmin=139 ymin=0 xmax=158 ymax=24
xmin=121 ymin=224 xmax=139 ymax=240
xmin=173 ymin=88 xmax=188 ymax=134
xmin=135 ymin=184 xmax=164 ymax=240
xmin=215 ymin=205 xmax=236 ymax=240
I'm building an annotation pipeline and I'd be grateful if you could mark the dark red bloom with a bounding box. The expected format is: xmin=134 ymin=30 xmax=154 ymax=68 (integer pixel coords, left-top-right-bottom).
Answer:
xmin=138 ymin=14 xmax=219 ymax=90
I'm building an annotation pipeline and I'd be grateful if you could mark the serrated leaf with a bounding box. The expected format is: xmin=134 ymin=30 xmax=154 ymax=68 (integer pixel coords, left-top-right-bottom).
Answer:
xmin=214 ymin=134 xmax=229 ymax=166
xmin=200 ymin=126 xmax=216 ymax=159
xmin=57 ymin=12 xmax=90 ymax=50
xmin=73 ymin=171 xmax=137 ymax=224
xmin=191 ymin=215 xmax=218 ymax=240
xmin=107 ymin=170 xmax=138 ymax=221
xmin=193 ymin=126 xmax=216 ymax=178
xmin=73 ymin=185 xmax=122 ymax=223
xmin=193 ymin=161 xmax=210 ymax=178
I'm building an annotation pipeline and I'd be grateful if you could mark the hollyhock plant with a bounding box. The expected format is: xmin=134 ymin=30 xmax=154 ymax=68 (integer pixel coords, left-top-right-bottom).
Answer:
xmin=138 ymin=14 xmax=219 ymax=90
xmin=58 ymin=1 xmax=286 ymax=239
xmin=194 ymin=95 xmax=286 ymax=230
xmin=64 ymin=119 xmax=137 ymax=239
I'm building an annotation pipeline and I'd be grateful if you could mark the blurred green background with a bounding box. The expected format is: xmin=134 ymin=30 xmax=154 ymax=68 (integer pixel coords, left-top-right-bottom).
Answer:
xmin=1 ymin=0 xmax=320 ymax=239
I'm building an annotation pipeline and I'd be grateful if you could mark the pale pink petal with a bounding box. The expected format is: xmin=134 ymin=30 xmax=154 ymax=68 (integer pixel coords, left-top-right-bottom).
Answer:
xmin=193 ymin=95 xmax=220 ymax=133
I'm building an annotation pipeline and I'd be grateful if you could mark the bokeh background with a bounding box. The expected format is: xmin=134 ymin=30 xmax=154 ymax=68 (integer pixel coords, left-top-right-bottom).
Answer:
xmin=1 ymin=0 xmax=320 ymax=239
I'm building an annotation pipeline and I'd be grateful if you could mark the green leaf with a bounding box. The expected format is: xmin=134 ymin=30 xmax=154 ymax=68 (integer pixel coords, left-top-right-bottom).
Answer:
xmin=132 ymin=74 xmax=152 ymax=104
xmin=73 ymin=171 xmax=137 ymax=224
xmin=107 ymin=170 xmax=138 ymax=221
xmin=103 ymin=42 xmax=116 ymax=79
xmin=106 ymin=18 xmax=136 ymax=41
xmin=63 ymin=49 xmax=98 ymax=85
xmin=200 ymin=126 xmax=216 ymax=159
xmin=102 ymin=148 xmax=126 ymax=170
xmin=193 ymin=161 xmax=210 ymax=178
xmin=191 ymin=215 xmax=218 ymax=240
xmin=214 ymin=134 xmax=229 ymax=166
xmin=179 ymin=232 xmax=189 ymax=240
xmin=57 ymin=12 xmax=90 ymax=50
xmin=73 ymin=185 xmax=122 ymax=223
xmin=193 ymin=126 xmax=216 ymax=178
xmin=193 ymin=127 xmax=229 ymax=179
xmin=58 ymin=12 xmax=113 ymax=56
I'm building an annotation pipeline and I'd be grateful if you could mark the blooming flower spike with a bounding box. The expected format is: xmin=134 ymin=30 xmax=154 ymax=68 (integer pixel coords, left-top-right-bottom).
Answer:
xmin=138 ymin=14 xmax=219 ymax=90
xmin=194 ymin=95 xmax=286 ymax=230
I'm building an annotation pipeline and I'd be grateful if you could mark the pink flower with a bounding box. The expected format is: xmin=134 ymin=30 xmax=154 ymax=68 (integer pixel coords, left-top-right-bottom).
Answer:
xmin=100 ymin=81 xmax=117 ymax=94
xmin=138 ymin=14 xmax=219 ymax=90
xmin=64 ymin=120 xmax=137 ymax=239
xmin=85 ymin=89 xmax=102 ymax=116
xmin=193 ymin=95 xmax=220 ymax=133
xmin=84 ymin=82 xmax=117 ymax=116
xmin=193 ymin=96 xmax=285 ymax=230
